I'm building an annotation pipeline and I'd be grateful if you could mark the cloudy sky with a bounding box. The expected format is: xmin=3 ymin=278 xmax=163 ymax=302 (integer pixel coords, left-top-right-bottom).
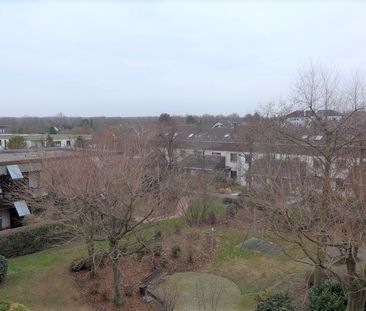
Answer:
xmin=0 ymin=1 xmax=365 ymax=117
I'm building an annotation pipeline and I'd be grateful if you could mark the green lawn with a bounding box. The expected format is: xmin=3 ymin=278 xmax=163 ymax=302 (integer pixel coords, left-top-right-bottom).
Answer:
xmin=204 ymin=229 xmax=308 ymax=309
xmin=0 ymin=242 xmax=91 ymax=311
xmin=154 ymin=272 xmax=243 ymax=311
xmin=0 ymin=201 xmax=306 ymax=311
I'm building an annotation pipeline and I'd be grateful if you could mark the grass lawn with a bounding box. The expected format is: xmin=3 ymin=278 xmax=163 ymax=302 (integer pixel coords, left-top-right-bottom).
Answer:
xmin=0 ymin=201 xmax=307 ymax=311
xmin=204 ymin=228 xmax=308 ymax=309
xmin=155 ymin=272 xmax=243 ymax=311
xmin=0 ymin=217 xmax=189 ymax=311
xmin=0 ymin=242 xmax=92 ymax=311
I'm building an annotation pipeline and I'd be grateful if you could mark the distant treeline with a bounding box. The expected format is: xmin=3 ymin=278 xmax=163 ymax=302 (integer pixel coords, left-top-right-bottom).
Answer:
xmin=0 ymin=113 xmax=248 ymax=134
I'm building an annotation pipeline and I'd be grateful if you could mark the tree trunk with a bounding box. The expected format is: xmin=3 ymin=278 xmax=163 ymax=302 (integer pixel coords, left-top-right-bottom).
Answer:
xmin=347 ymin=291 xmax=366 ymax=311
xmin=346 ymin=246 xmax=366 ymax=311
xmin=86 ymin=237 xmax=97 ymax=278
xmin=313 ymin=264 xmax=322 ymax=288
xmin=110 ymin=240 xmax=123 ymax=307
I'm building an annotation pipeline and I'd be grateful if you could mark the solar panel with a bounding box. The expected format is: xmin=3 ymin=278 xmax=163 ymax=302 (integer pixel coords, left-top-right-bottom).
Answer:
xmin=7 ymin=165 xmax=23 ymax=179
xmin=14 ymin=200 xmax=30 ymax=217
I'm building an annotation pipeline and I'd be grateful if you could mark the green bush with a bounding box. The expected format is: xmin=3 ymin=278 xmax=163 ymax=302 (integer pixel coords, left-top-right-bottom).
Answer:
xmin=255 ymin=292 xmax=297 ymax=311
xmin=185 ymin=199 xmax=210 ymax=226
xmin=153 ymin=243 xmax=163 ymax=256
xmin=0 ymin=302 xmax=30 ymax=311
xmin=226 ymin=204 xmax=237 ymax=218
xmin=0 ymin=301 xmax=10 ymax=311
xmin=0 ymin=222 xmax=72 ymax=258
xmin=308 ymin=280 xmax=347 ymax=311
xmin=0 ymin=255 xmax=8 ymax=282
xmin=223 ymin=197 xmax=238 ymax=205
xmin=171 ymin=245 xmax=181 ymax=258
xmin=159 ymin=256 xmax=169 ymax=268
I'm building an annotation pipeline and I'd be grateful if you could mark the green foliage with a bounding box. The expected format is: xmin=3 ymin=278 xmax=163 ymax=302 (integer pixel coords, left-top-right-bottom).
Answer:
xmin=46 ymin=134 xmax=54 ymax=147
xmin=159 ymin=113 xmax=171 ymax=123
xmin=48 ymin=126 xmax=58 ymax=134
xmin=308 ymin=280 xmax=347 ymax=311
xmin=0 ymin=302 xmax=10 ymax=311
xmin=223 ymin=197 xmax=238 ymax=206
xmin=0 ymin=255 xmax=8 ymax=281
xmin=0 ymin=302 xmax=30 ymax=311
xmin=226 ymin=204 xmax=237 ymax=218
xmin=0 ymin=223 xmax=72 ymax=257
xmin=7 ymin=136 xmax=27 ymax=150
xmin=185 ymin=115 xmax=198 ymax=124
xmin=171 ymin=245 xmax=181 ymax=258
xmin=255 ymin=292 xmax=297 ymax=311
xmin=153 ymin=243 xmax=163 ymax=256
xmin=185 ymin=199 xmax=209 ymax=226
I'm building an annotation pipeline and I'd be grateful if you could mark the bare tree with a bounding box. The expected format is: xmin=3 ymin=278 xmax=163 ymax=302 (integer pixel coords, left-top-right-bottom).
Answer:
xmin=249 ymin=64 xmax=366 ymax=310
xmin=24 ymin=151 xmax=105 ymax=278
xmin=155 ymin=282 xmax=178 ymax=311
xmin=156 ymin=117 xmax=179 ymax=170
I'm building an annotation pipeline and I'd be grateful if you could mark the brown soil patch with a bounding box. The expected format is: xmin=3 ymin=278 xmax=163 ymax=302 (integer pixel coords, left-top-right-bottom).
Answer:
xmin=72 ymin=227 xmax=219 ymax=310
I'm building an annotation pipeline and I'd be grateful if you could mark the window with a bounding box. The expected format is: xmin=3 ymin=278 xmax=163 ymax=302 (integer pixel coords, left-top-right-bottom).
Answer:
xmin=231 ymin=170 xmax=237 ymax=179
xmin=0 ymin=140 xmax=2 ymax=146
xmin=66 ymin=140 xmax=71 ymax=146
xmin=212 ymin=152 xmax=221 ymax=156
xmin=230 ymin=153 xmax=237 ymax=162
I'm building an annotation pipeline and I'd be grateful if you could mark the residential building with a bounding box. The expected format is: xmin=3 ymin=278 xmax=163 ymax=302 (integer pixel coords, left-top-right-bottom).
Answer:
xmin=0 ymin=134 xmax=92 ymax=150
xmin=0 ymin=149 xmax=79 ymax=230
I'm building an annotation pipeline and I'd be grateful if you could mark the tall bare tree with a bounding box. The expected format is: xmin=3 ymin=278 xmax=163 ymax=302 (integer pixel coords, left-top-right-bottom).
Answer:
xmin=249 ymin=64 xmax=366 ymax=310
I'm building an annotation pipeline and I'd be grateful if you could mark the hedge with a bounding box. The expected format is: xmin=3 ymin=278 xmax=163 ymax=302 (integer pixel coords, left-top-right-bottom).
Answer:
xmin=0 ymin=222 xmax=72 ymax=257
xmin=0 ymin=301 xmax=30 ymax=311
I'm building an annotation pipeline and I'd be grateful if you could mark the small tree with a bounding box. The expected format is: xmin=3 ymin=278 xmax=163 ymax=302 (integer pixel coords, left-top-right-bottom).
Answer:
xmin=186 ymin=115 xmax=198 ymax=124
xmin=48 ymin=126 xmax=58 ymax=134
xmin=159 ymin=113 xmax=171 ymax=123
xmin=46 ymin=135 xmax=54 ymax=147
xmin=7 ymin=136 xmax=27 ymax=149
xmin=75 ymin=136 xmax=85 ymax=148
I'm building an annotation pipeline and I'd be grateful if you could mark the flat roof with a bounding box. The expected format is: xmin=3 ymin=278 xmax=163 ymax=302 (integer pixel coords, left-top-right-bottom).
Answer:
xmin=0 ymin=134 xmax=92 ymax=141
xmin=0 ymin=148 xmax=79 ymax=166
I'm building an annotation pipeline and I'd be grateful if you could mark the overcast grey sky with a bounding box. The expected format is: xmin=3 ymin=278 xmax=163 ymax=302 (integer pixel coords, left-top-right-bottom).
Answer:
xmin=0 ymin=1 xmax=365 ymax=117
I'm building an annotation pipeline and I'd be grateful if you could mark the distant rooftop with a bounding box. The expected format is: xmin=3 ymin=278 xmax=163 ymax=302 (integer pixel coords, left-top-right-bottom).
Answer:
xmin=0 ymin=148 xmax=79 ymax=165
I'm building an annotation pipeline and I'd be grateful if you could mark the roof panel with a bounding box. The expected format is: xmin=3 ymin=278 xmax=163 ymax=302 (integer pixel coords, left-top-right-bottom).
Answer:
xmin=14 ymin=200 xmax=30 ymax=217
xmin=7 ymin=165 xmax=23 ymax=179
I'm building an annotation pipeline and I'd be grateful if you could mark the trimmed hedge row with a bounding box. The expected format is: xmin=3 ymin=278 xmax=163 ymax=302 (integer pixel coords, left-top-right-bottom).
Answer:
xmin=0 ymin=222 xmax=72 ymax=257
